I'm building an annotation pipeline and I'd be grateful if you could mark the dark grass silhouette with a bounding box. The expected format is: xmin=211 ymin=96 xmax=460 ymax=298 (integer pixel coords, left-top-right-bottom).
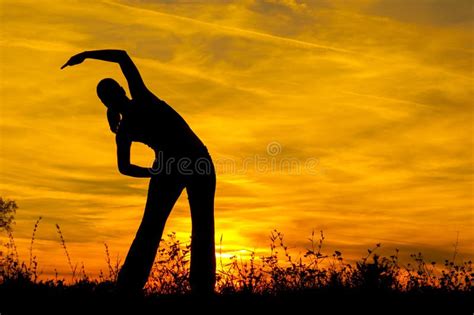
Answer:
xmin=0 ymin=217 xmax=472 ymax=314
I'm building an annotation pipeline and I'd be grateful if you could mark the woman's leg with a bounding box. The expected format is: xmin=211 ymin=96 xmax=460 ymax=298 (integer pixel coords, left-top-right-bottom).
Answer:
xmin=186 ymin=159 xmax=217 ymax=294
xmin=117 ymin=174 xmax=185 ymax=292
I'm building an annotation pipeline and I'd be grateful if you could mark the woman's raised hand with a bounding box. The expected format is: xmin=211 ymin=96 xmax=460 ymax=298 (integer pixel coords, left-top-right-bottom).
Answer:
xmin=61 ymin=52 xmax=87 ymax=69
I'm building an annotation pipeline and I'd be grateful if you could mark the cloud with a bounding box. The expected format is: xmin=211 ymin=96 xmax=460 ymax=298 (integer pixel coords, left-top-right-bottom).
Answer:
xmin=366 ymin=0 xmax=474 ymax=26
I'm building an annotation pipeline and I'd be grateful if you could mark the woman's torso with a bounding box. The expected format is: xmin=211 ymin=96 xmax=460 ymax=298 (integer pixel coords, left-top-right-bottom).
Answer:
xmin=117 ymin=93 xmax=207 ymax=158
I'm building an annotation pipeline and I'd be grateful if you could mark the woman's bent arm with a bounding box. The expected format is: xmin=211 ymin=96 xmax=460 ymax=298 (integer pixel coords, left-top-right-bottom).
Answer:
xmin=116 ymin=136 xmax=152 ymax=178
xmin=62 ymin=50 xmax=149 ymax=99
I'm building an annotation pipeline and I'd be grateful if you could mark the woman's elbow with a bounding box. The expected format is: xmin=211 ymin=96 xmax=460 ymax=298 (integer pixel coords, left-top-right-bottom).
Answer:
xmin=119 ymin=50 xmax=131 ymax=61
xmin=118 ymin=163 xmax=131 ymax=175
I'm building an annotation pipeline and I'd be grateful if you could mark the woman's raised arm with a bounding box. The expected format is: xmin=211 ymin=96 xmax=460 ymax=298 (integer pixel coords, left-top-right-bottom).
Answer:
xmin=61 ymin=50 xmax=149 ymax=99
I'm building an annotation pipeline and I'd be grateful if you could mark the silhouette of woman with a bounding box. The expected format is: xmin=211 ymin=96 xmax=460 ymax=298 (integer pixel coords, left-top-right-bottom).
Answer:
xmin=62 ymin=50 xmax=216 ymax=294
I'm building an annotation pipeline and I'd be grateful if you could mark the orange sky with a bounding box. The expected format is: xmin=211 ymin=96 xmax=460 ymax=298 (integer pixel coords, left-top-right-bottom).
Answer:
xmin=0 ymin=0 xmax=473 ymax=278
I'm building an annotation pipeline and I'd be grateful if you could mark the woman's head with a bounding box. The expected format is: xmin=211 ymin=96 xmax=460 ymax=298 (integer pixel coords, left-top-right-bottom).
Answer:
xmin=97 ymin=78 xmax=129 ymax=111
xmin=97 ymin=78 xmax=128 ymax=133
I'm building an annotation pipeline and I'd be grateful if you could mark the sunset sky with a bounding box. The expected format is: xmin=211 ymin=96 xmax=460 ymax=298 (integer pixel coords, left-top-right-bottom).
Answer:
xmin=0 ymin=0 xmax=473 ymax=278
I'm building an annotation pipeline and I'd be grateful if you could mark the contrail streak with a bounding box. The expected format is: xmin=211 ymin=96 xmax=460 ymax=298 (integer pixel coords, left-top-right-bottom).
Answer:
xmin=342 ymin=91 xmax=432 ymax=109
xmin=104 ymin=0 xmax=368 ymax=57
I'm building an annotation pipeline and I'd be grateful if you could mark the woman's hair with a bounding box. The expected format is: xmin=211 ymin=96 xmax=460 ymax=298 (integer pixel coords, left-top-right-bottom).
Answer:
xmin=107 ymin=108 xmax=121 ymax=134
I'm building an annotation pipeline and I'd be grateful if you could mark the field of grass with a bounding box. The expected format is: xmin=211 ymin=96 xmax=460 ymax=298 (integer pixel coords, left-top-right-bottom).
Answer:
xmin=1 ymin=215 xmax=472 ymax=314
